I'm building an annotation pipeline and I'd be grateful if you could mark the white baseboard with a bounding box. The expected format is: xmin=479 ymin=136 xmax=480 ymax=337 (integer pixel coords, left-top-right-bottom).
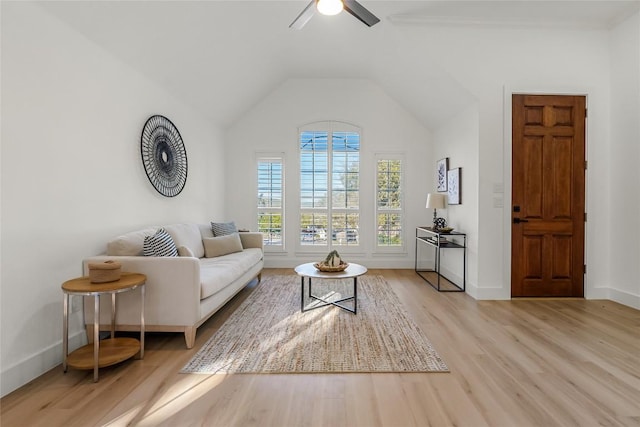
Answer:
xmin=585 ymin=287 xmax=610 ymax=300
xmin=608 ymin=288 xmax=640 ymax=310
xmin=436 ymin=266 xmax=467 ymax=291
xmin=586 ymin=287 xmax=639 ymax=309
xmin=1 ymin=330 xmax=86 ymax=398
xmin=465 ymin=283 xmax=510 ymax=300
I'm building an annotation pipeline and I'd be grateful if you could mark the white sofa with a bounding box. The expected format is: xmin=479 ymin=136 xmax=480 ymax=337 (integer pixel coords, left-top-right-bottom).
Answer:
xmin=83 ymin=223 xmax=263 ymax=348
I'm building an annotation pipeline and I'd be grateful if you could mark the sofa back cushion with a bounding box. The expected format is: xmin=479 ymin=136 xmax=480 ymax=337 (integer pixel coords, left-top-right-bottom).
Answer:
xmin=164 ymin=223 xmax=206 ymax=258
xmin=107 ymin=226 xmax=159 ymax=256
xmin=198 ymin=223 xmax=214 ymax=239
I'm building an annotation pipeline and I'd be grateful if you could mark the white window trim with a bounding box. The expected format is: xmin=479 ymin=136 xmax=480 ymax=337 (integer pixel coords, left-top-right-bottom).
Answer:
xmin=256 ymin=152 xmax=285 ymax=253
xmin=374 ymin=152 xmax=406 ymax=253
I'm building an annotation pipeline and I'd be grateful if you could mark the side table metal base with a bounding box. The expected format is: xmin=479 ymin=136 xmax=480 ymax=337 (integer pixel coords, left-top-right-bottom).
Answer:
xmin=301 ymin=276 xmax=358 ymax=314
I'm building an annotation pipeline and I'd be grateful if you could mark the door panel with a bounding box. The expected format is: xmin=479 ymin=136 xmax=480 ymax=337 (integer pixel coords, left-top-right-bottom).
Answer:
xmin=523 ymin=136 xmax=543 ymax=217
xmin=523 ymin=236 xmax=542 ymax=277
xmin=512 ymin=94 xmax=586 ymax=297
xmin=553 ymin=237 xmax=572 ymax=278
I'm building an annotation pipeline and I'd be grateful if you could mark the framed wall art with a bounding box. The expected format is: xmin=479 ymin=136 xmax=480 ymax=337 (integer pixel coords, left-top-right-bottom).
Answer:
xmin=437 ymin=158 xmax=448 ymax=192
xmin=447 ymin=167 xmax=461 ymax=205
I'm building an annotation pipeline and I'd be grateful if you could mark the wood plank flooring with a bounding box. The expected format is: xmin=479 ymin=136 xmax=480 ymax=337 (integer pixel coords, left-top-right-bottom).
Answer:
xmin=2 ymin=269 xmax=639 ymax=426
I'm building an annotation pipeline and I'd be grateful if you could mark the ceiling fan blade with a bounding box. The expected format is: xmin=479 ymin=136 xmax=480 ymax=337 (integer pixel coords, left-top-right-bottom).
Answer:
xmin=343 ymin=0 xmax=380 ymax=27
xmin=290 ymin=0 xmax=317 ymax=30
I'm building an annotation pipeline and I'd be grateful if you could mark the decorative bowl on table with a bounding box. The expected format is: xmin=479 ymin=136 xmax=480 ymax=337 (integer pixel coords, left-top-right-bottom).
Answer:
xmin=88 ymin=260 xmax=122 ymax=283
xmin=438 ymin=227 xmax=454 ymax=233
xmin=313 ymin=261 xmax=349 ymax=272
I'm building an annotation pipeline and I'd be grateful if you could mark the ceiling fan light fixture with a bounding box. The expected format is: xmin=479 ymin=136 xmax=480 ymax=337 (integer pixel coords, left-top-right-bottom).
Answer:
xmin=290 ymin=0 xmax=379 ymax=29
xmin=317 ymin=0 xmax=344 ymax=16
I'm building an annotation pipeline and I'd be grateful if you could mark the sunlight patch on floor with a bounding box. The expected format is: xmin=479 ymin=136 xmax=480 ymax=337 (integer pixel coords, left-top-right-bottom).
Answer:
xmin=105 ymin=374 xmax=229 ymax=426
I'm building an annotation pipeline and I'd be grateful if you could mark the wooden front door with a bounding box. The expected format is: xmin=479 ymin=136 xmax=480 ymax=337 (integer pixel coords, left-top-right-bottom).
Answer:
xmin=511 ymin=94 xmax=586 ymax=297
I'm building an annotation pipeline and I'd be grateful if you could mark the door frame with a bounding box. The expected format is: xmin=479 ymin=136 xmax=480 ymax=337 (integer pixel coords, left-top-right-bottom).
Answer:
xmin=502 ymin=86 xmax=590 ymax=299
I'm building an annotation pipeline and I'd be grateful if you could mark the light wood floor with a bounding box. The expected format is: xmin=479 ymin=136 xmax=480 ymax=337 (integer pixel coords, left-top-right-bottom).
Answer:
xmin=2 ymin=269 xmax=639 ymax=426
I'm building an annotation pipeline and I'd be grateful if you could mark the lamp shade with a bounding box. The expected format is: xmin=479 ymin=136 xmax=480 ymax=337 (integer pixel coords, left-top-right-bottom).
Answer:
xmin=426 ymin=193 xmax=445 ymax=209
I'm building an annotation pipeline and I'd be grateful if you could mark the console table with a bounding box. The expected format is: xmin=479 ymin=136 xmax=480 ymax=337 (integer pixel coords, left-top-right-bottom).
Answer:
xmin=62 ymin=272 xmax=146 ymax=382
xmin=415 ymin=226 xmax=466 ymax=292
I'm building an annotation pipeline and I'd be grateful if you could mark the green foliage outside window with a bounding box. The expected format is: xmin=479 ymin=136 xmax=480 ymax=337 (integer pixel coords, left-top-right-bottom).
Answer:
xmin=377 ymin=159 xmax=403 ymax=247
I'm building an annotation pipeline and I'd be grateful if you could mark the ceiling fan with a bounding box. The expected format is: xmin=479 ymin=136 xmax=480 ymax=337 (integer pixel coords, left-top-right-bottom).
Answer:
xmin=290 ymin=0 xmax=380 ymax=29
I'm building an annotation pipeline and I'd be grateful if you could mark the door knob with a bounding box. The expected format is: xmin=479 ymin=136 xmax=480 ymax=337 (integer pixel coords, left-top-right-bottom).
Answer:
xmin=513 ymin=218 xmax=529 ymax=224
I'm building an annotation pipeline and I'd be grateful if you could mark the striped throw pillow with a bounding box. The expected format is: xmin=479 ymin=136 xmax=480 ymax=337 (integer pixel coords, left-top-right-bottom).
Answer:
xmin=143 ymin=228 xmax=178 ymax=257
xmin=211 ymin=221 xmax=238 ymax=236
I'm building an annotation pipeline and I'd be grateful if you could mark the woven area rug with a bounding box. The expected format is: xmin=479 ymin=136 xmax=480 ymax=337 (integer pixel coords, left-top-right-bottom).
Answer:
xmin=181 ymin=275 xmax=448 ymax=374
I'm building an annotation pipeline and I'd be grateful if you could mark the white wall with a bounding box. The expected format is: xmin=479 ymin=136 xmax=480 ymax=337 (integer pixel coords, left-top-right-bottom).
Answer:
xmin=0 ymin=3 xmax=224 ymax=396
xmin=396 ymin=23 xmax=615 ymax=299
xmin=432 ymin=105 xmax=480 ymax=295
xmin=608 ymin=11 xmax=640 ymax=308
xmin=225 ymin=78 xmax=433 ymax=268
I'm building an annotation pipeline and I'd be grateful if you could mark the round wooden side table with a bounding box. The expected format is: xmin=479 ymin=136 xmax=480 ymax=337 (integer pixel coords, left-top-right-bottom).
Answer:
xmin=62 ymin=272 xmax=146 ymax=382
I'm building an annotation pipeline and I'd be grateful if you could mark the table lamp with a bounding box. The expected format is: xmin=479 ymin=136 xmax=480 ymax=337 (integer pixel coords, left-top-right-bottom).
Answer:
xmin=426 ymin=193 xmax=446 ymax=229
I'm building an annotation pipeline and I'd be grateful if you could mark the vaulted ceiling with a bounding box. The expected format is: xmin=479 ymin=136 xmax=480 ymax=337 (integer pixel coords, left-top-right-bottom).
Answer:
xmin=37 ymin=1 xmax=639 ymax=129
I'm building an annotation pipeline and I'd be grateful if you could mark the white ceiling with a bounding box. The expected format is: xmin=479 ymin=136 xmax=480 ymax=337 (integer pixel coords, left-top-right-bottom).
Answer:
xmin=37 ymin=1 xmax=640 ymax=129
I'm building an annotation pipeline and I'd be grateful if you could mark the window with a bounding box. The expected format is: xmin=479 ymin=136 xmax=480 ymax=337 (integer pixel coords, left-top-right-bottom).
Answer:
xmin=376 ymin=154 xmax=404 ymax=249
xmin=257 ymin=155 xmax=284 ymax=249
xmin=299 ymin=122 xmax=360 ymax=250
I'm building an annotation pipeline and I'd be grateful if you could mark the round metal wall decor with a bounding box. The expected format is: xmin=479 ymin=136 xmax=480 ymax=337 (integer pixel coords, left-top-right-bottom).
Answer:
xmin=140 ymin=115 xmax=187 ymax=197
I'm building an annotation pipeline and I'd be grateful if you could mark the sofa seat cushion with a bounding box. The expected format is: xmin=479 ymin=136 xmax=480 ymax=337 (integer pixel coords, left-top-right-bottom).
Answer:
xmin=199 ymin=248 xmax=263 ymax=299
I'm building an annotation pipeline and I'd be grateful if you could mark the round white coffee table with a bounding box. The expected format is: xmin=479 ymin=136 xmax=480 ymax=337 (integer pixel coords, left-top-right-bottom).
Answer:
xmin=294 ymin=262 xmax=367 ymax=314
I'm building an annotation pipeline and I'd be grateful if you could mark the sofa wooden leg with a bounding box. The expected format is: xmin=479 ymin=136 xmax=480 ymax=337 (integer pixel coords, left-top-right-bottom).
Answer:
xmin=257 ymin=272 xmax=262 ymax=283
xmin=184 ymin=327 xmax=196 ymax=349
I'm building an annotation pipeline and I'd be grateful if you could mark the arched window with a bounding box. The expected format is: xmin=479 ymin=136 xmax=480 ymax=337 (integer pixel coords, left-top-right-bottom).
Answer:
xmin=299 ymin=121 xmax=360 ymax=252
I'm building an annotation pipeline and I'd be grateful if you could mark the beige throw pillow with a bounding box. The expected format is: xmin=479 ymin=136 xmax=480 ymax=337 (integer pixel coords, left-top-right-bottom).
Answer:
xmin=203 ymin=234 xmax=243 ymax=258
